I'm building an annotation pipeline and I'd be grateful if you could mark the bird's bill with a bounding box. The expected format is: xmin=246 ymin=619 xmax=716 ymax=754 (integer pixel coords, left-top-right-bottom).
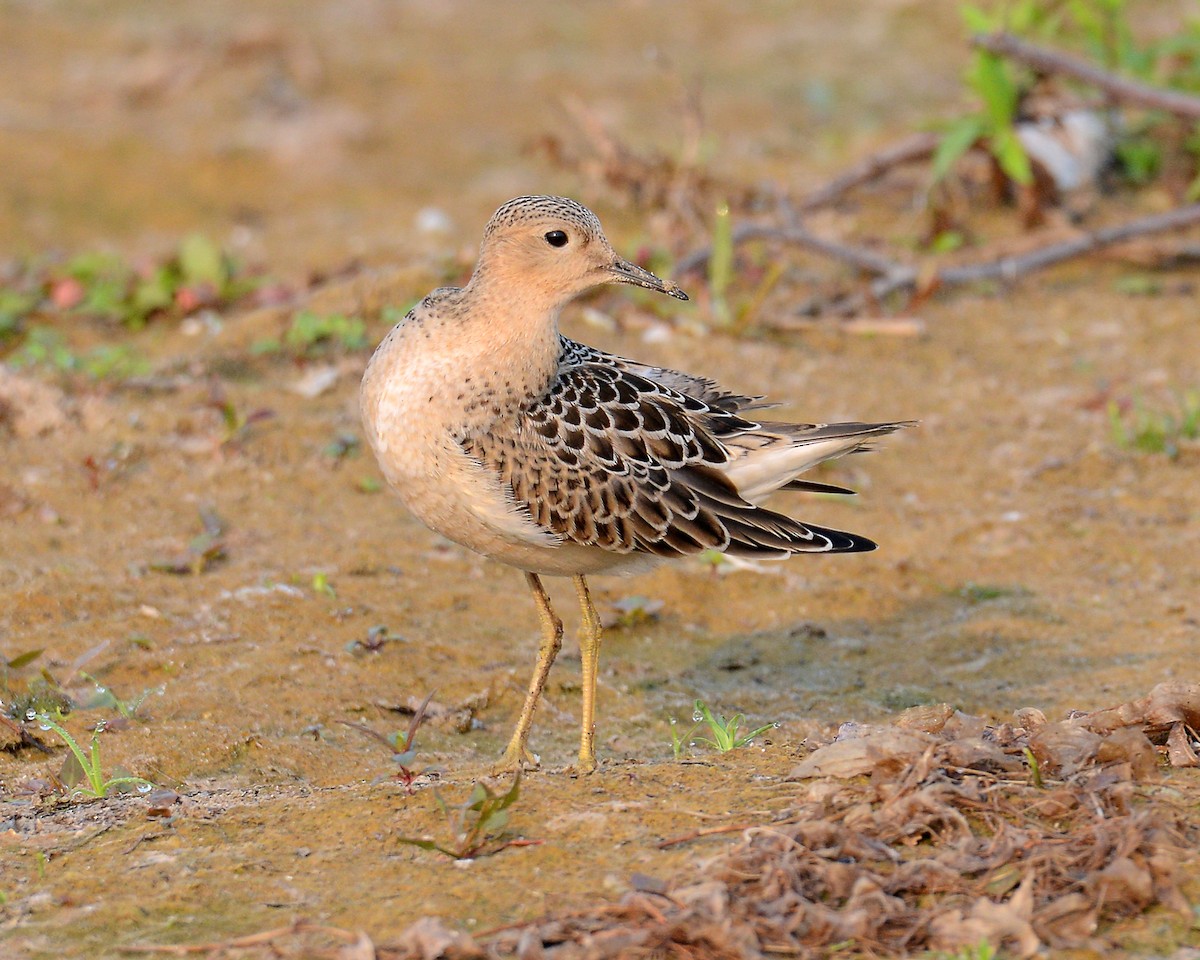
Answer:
xmin=608 ymin=257 xmax=689 ymax=301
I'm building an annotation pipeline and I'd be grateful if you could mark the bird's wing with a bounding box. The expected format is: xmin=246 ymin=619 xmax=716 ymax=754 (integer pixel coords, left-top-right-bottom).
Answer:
xmin=561 ymin=337 xmax=775 ymax=413
xmin=461 ymin=353 xmax=873 ymax=559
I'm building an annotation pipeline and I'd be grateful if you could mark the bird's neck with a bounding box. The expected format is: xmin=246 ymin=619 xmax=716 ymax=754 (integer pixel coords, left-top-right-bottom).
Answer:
xmin=456 ymin=270 xmax=566 ymax=403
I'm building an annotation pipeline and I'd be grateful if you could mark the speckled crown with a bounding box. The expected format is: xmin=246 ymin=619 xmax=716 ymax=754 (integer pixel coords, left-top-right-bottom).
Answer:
xmin=483 ymin=195 xmax=604 ymax=239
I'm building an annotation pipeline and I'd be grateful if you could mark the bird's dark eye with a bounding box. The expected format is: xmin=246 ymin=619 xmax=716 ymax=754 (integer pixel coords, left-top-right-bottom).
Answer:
xmin=544 ymin=230 xmax=569 ymax=248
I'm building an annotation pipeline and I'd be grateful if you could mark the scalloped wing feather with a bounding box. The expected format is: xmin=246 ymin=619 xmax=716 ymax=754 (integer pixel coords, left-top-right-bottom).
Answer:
xmin=460 ymin=339 xmax=901 ymax=561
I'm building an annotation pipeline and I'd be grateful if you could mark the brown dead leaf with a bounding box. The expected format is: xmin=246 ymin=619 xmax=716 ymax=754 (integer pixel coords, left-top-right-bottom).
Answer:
xmin=788 ymin=729 xmax=935 ymax=780
xmin=1141 ymin=681 xmax=1200 ymax=732
xmin=1013 ymin=706 xmax=1048 ymax=731
xmin=1033 ymin=891 xmax=1097 ymax=947
xmin=894 ymin=702 xmax=953 ymax=733
xmin=1166 ymin=722 xmax=1199 ymax=767
xmin=1077 ymin=680 xmax=1200 ymax=740
xmin=337 ymin=931 xmax=377 ymax=960
xmin=394 ymin=917 xmax=482 ymax=960
xmin=930 ymin=874 xmax=1039 ymax=958
xmin=1096 ymin=727 xmax=1158 ymax=780
xmin=1028 ymin=721 xmax=1102 ymax=776
xmin=941 ymin=736 xmax=1024 ymax=774
xmin=1086 ymin=856 xmax=1153 ymax=910
xmin=943 ymin=709 xmax=989 ymax=738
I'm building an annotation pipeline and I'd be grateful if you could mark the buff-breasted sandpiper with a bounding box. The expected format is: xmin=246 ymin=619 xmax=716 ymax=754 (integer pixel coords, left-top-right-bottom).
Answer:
xmin=360 ymin=195 xmax=911 ymax=774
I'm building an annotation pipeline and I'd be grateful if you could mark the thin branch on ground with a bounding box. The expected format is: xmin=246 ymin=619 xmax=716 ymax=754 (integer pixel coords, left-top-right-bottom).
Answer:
xmin=674 ymin=221 xmax=911 ymax=281
xmin=123 ymin=919 xmax=364 ymax=955
xmin=942 ymin=204 xmax=1200 ymax=281
xmin=1 ymin=713 xmax=52 ymax=753
xmin=678 ymin=203 xmax=1200 ymax=319
xmin=833 ymin=203 xmax=1200 ymax=314
xmin=656 ymin=822 xmax=757 ymax=849
xmin=974 ymin=31 xmax=1200 ymax=120
xmin=765 ymin=316 xmax=927 ymax=336
xmin=797 ymin=131 xmax=940 ymax=212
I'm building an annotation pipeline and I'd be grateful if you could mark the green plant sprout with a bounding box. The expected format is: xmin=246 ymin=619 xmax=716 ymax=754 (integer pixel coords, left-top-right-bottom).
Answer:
xmin=75 ymin=674 xmax=163 ymax=721
xmin=253 ymin=311 xmax=368 ymax=357
xmin=339 ymin=691 xmax=433 ymax=792
xmin=7 ymin=326 xmax=150 ymax=380
xmin=927 ymin=941 xmax=998 ymax=960
xmin=1108 ymin=392 xmax=1200 ymax=459
xmin=1023 ymin=746 xmax=1045 ymax=790
xmin=397 ymin=773 xmax=535 ymax=861
xmin=933 ymin=4 xmax=1036 ymax=188
xmin=34 ymin=713 xmax=153 ymax=799
xmin=672 ymin=700 xmax=778 ymax=757
xmin=707 ymin=200 xmax=734 ymax=327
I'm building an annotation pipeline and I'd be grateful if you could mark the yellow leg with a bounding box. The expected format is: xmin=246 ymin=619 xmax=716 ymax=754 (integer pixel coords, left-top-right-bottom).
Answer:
xmin=492 ymin=572 xmax=563 ymax=774
xmin=573 ymin=574 xmax=603 ymax=774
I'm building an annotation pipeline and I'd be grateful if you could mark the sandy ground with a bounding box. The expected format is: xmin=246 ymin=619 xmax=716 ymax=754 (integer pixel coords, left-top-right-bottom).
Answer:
xmin=1 ymin=2 xmax=1198 ymax=958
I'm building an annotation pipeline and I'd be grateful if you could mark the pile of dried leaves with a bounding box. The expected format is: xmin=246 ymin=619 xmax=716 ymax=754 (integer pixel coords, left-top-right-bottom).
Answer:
xmin=390 ymin=681 xmax=1200 ymax=960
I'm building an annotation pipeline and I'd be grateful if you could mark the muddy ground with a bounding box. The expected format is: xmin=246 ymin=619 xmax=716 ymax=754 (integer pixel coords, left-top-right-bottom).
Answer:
xmin=2 ymin=2 xmax=1199 ymax=958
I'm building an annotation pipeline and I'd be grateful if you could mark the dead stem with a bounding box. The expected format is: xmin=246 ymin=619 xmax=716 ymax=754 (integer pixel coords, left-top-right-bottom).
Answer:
xmin=974 ymin=32 xmax=1200 ymax=120
xmin=797 ymin=131 xmax=940 ymax=213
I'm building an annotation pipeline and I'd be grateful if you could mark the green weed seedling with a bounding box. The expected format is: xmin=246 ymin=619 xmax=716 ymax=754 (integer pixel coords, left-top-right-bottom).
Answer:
xmin=44 ymin=235 xmax=250 ymax=329
xmin=932 ymin=4 xmax=1035 ymax=189
xmin=75 ymin=674 xmax=163 ymax=721
xmin=340 ymin=691 xmax=433 ymax=793
xmin=1108 ymin=392 xmax=1200 ymax=459
xmin=397 ymin=773 xmax=535 ymax=861
xmin=675 ymin=700 xmax=778 ymax=756
xmin=707 ymin=200 xmax=734 ymax=327
xmin=149 ymin=508 xmax=228 ymax=575
xmin=8 ymin=326 xmax=150 ymax=381
xmin=252 ymin=310 xmax=368 ymax=357
xmin=35 ymin=714 xmax=153 ymax=800
xmin=927 ymin=940 xmax=997 ymax=960
xmin=669 ymin=715 xmax=703 ymax=759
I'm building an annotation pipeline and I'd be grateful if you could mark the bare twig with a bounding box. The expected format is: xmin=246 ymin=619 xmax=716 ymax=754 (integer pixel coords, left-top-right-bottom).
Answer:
xmin=679 ymin=204 xmax=1200 ymax=319
xmin=851 ymin=203 xmax=1200 ymax=312
xmin=674 ymin=221 xmax=910 ymax=281
xmin=798 ymin=132 xmax=940 ymax=212
xmin=937 ymin=203 xmax=1200 ymax=285
xmin=766 ymin=316 xmax=927 ymax=336
xmin=974 ymin=32 xmax=1200 ymax=120
xmin=124 ymin=919 xmax=362 ymax=955
xmin=1 ymin=712 xmax=52 ymax=753
xmin=657 ymin=822 xmax=755 ymax=849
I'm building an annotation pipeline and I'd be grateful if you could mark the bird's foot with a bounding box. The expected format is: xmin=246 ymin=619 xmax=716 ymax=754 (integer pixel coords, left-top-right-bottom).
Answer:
xmin=568 ymin=749 xmax=598 ymax=777
xmin=491 ymin=741 xmax=539 ymax=776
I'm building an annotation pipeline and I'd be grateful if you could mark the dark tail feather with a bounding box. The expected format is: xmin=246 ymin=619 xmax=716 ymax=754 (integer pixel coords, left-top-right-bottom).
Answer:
xmin=779 ymin=478 xmax=858 ymax=496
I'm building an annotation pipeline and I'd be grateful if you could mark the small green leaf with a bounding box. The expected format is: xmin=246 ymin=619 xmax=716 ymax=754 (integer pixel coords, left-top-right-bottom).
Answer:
xmin=708 ymin=200 xmax=733 ymax=326
xmin=1186 ymin=171 xmax=1200 ymax=203
xmin=991 ymin=127 xmax=1033 ymax=185
xmin=396 ymin=837 xmax=457 ymax=858
xmin=960 ymin=4 xmax=994 ymax=34
xmin=932 ymin=116 xmax=986 ymax=183
xmin=969 ymin=53 xmax=1017 ymax=128
xmin=1113 ymin=274 xmax=1162 ymax=296
xmin=59 ymin=751 xmax=86 ymax=789
xmin=6 ymin=649 xmax=44 ymax=670
xmin=131 ymin=266 xmax=177 ymax=316
xmin=930 ymin=230 xmax=965 ymax=254
xmin=179 ymin=235 xmax=226 ymax=287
